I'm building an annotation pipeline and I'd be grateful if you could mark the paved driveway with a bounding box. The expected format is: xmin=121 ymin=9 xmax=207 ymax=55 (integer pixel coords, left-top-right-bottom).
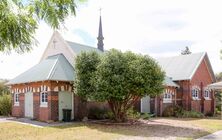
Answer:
xmin=196 ymin=130 xmax=222 ymax=140
xmin=0 ymin=117 xmax=74 ymax=127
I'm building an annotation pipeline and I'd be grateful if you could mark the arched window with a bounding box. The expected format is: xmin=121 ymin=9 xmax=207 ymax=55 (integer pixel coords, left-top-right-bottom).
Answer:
xmin=163 ymin=93 xmax=172 ymax=103
xmin=204 ymin=89 xmax=211 ymax=99
xmin=14 ymin=93 xmax=19 ymax=106
xmin=192 ymin=88 xmax=199 ymax=100
xmin=40 ymin=92 xmax=48 ymax=107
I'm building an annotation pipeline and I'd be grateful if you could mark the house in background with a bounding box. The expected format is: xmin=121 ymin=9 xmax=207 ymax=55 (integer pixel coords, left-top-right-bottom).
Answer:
xmin=140 ymin=52 xmax=216 ymax=116
xmin=7 ymin=15 xmax=216 ymax=122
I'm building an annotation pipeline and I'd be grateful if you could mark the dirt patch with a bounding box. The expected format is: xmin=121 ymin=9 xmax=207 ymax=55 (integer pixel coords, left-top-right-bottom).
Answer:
xmin=86 ymin=118 xmax=210 ymax=140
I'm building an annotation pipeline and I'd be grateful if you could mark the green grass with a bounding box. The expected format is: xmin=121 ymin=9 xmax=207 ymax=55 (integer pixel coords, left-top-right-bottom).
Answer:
xmin=0 ymin=118 xmax=222 ymax=140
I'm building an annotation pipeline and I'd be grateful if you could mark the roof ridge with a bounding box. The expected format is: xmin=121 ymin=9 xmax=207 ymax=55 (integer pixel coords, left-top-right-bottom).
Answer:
xmin=156 ymin=52 xmax=206 ymax=59
xmin=46 ymin=55 xmax=60 ymax=80
xmin=189 ymin=52 xmax=206 ymax=79
xmin=66 ymin=40 xmax=97 ymax=49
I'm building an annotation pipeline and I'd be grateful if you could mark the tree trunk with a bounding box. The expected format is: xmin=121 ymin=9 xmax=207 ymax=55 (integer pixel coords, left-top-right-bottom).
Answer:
xmin=108 ymin=101 xmax=125 ymax=122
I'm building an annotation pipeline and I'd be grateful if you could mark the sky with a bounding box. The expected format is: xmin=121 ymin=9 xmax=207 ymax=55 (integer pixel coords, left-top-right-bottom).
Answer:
xmin=1 ymin=0 xmax=222 ymax=79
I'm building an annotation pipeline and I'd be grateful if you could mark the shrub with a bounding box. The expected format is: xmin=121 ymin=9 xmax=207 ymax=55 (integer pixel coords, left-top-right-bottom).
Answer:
xmin=163 ymin=105 xmax=204 ymax=118
xmin=181 ymin=110 xmax=204 ymax=118
xmin=163 ymin=105 xmax=175 ymax=117
xmin=126 ymin=107 xmax=140 ymax=119
xmin=88 ymin=107 xmax=113 ymax=120
xmin=205 ymin=112 xmax=214 ymax=117
xmin=0 ymin=94 xmax=11 ymax=116
xmin=140 ymin=113 xmax=152 ymax=120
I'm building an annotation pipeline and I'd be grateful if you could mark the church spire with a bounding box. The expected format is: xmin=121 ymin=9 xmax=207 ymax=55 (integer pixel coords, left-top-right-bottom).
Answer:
xmin=97 ymin=9 xmax=104 ymax=52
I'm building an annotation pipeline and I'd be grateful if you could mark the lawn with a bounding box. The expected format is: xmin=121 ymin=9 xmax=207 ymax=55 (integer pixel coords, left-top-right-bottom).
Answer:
xmin=0 ymin=118 xmax=222 ymax=140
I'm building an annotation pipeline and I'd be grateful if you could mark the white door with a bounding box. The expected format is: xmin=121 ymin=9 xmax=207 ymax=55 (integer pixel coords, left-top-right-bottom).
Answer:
xmin=141 ymin=96 xmax=150 ymax=113
xmin=25 ymin=92 xmax=33 ymax=118
xmin=59 ymin=92 xmax=72 ymax=121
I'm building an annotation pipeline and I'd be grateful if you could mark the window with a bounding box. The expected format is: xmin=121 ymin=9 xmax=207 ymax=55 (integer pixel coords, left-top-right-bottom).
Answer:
xmin=40 ymin=92 xmax=48 ymax=107
xmin=14 ymin=93 xmax=19 ymax=106
xmin=163 ymin=93 xmax=172 ymax=103
xmin=204 ymin=90 xmax=211 ymax=100
xmin=192 ymin=88 xmax=199 ymax=100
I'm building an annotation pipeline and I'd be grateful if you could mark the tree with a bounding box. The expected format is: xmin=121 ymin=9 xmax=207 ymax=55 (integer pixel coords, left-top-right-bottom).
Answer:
xmin=215 ymin=72 xmax=222 ymax=82
xmin=0 ymin=79 xmax=10 ymax=96
xmin=0 ymin=0 xmax=83 ymax=53
xmin=181 ymin=46 xmax=191 ymax=55
xmin=75 ymin=49 xmax=165 ymax=122
xmin=74 ymin=51 xmax=101 ymax=119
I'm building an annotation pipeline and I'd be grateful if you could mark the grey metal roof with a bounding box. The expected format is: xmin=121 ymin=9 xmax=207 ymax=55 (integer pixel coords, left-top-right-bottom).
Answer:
xmin=7 ymin=54 xmax=74 ymax=85
xmin=66 ymin=41 xmax=102 ymax=55
xmin=156 ymin=52 xmax=206 ymax=81
xmin=163 ymin=76 xmax=180 ymax=88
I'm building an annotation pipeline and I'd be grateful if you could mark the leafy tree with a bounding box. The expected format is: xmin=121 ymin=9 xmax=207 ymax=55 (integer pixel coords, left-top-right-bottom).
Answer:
xmin=215 ymin=72 xmax=222 ymax=82
xmin=0 ymin=0 xmax=84 ymax=53
xmin=74 ymin=51 xmax=101 ymax=119
xmin=0 ymin=79 xmax=10 ymax=96
xmin=75 ymin=49 xmax=165 ymax=122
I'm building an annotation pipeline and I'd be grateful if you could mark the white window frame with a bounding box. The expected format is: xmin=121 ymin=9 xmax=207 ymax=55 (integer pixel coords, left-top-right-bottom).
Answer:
xmin=40 ymin=92 xmax=48 ymax=107
xmin=204 ymin=89 xmax=211 ymax=100
xmin=192 ymin=88 xmax=200 ymax=100
xmin=163 ymin=93 xmax=172 ymax=103
xmin=14 ymin=93 xmax=19 ymax=106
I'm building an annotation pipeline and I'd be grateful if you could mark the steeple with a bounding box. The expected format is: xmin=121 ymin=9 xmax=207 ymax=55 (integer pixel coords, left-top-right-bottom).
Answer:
xmin=97 ymin=9 xmax=104 ymax=52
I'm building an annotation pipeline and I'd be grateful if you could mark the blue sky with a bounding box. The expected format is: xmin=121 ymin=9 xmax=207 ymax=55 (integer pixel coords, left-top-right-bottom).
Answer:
xmin=1 ymin=0 xmax=222 ymax=79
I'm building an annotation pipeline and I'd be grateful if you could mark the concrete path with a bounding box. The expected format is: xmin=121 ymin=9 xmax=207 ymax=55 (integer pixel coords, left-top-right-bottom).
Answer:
xmin=196 ymin=130 xmax=222 ymax=140
xmin=0 ymin=117 xmax=74 ymax=128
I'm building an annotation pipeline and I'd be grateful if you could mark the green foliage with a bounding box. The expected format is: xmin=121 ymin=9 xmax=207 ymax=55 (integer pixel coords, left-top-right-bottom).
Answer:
xmin=75 ymin=49 xmax=165 ymax=122
xmin=0 ymin=94 xmax=11 ymax=116
xmin=88 ymin=107 xmax=113 ymax=120
xmin=0 ymin=80 xmax=10 ymax=96
xmin=163 ymin=105 xmax=204 ymax=118
xmin=180 ymin=110 xmax=204 ymax=118
xmin=126 ymin=107 xmax=140 ymax=119
xmin=140 ymin=113 xmax=152 ymax=120
xmin=215 ymin=91 xmax=222 ymax=111
xmin=75 ymin=51 xmax=101 ymax=100
xmin=0 ymin=0 xmax=84 ymax=53
xmin=215 ymin=72 xmax=222 ymax=82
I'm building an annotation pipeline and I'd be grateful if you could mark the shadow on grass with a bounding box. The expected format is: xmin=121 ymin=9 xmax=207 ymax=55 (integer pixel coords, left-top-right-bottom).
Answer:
xmin=52 ymin=121 xmax=210 ymax=139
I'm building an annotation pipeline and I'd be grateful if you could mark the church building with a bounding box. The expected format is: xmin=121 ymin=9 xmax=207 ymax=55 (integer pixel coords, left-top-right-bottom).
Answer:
xmin=7 ymin=15 xmax=216 ymax=122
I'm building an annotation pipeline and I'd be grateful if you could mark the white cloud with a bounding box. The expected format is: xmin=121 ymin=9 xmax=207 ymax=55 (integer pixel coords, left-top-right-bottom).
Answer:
xmin=1 ymin=0 xmax=222 ymax=79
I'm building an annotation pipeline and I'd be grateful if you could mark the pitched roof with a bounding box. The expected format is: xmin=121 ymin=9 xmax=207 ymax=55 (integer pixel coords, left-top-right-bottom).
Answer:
xmin=156 ymin=52 xmax=214 ymax=81
xmin=7 ymin=54 xmax=74 ymax=85
xmin=163 ymin=76 xmax=180 ymax=87
xmin=66 ymin=41 xmax=102 ymax=55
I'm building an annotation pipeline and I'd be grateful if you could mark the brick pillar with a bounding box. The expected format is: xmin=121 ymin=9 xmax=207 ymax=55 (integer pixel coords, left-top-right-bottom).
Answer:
xmin=48 ymin=91 xmax=58 ymax=121
xmin=12 ymin=93 xmax=24 ymax=117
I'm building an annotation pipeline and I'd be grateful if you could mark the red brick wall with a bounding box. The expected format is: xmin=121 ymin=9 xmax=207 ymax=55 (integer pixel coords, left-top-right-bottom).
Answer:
xmin=10 ymin=81 xmax=72 ymax=122
xmin=191 ymin=100 xmax=201 ymax=112
xmin=48 ymin=91 xmax=58 ymax=121
xmin=176 ymin=80 xmax=191 ymax=110
xmin=12 ymin=93 xmax=24 ymax=117
xmin=33 ymin=92 xmax=40 ymax=119
xmin=190 ymin=56 xmax=215 ymax=114
xmin=38 ymin=91 xmax=59 ymax=122
xmin=204 ymin=100 xmax=212 ymax=114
